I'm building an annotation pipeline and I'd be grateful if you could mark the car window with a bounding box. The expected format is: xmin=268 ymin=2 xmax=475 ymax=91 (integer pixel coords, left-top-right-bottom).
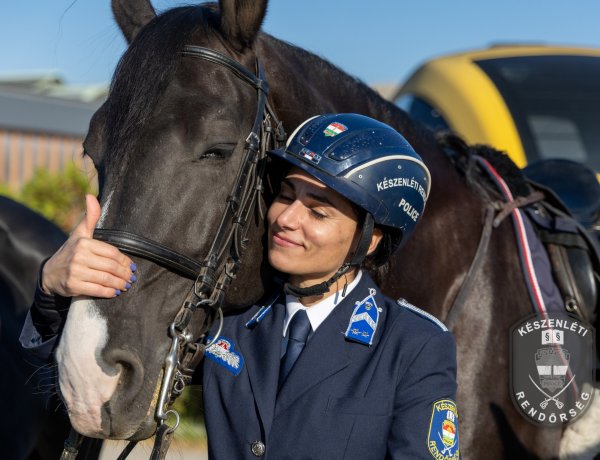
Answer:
xmin=396 ymin=94 xmax=450 ymax=133
xmin=475 ymin=55 xmax=600 ymax=170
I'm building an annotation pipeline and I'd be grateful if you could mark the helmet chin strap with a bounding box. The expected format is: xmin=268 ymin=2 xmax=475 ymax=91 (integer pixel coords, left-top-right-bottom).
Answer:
xmin=284 ymin=214 xmax=374 ymax=298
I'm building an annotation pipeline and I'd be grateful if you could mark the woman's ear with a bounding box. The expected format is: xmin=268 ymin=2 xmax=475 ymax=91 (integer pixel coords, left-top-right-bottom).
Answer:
xmin=367 ymin=227 xmax=383 ymax=256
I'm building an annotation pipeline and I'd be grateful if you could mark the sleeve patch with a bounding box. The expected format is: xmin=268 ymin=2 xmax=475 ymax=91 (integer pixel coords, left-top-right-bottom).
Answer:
xmin=427 ymin=399 xmax=459 ymax=459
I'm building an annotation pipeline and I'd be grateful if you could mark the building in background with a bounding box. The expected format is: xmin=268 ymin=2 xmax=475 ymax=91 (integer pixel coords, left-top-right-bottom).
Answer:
xmin=0 ymin=71 xmax=107 ymax=191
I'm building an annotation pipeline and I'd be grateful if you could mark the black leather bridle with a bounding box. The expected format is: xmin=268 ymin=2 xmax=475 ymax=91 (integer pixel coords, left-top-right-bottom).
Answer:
xmin=61 ymin=46 xmax=285 ymax=460
xmin=95 ymin=46 xmax=285 ymax=304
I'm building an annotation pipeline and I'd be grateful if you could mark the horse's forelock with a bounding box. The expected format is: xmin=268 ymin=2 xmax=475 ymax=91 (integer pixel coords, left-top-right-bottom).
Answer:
xmin=103 ymin=6 xmax=219 ymax=167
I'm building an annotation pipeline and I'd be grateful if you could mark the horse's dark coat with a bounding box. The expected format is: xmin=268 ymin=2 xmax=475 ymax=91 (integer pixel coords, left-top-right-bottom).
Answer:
xmin=0 ymin=197 xmax=103 ymax=459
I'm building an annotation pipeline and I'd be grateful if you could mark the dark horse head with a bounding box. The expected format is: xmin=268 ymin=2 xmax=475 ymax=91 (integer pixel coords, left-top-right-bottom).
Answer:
xmin=55 ymin=0 xmax=280 ymax=440
xmin=54 ymin=1 xmax=581 ymax=457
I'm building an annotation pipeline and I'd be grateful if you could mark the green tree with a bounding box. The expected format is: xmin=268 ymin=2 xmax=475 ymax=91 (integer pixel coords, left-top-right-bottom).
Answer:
xmin=3 ymin=163 xmax=95 ymax=232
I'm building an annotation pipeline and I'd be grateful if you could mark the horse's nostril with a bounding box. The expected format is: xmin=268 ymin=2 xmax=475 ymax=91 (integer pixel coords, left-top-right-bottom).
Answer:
xmin=102 ymin=348 xmax=145 ymax=402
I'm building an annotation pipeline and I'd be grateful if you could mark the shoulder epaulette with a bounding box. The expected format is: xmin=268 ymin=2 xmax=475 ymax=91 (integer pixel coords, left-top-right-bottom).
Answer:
xmin=396 ymin=298 xmax=448 ymax=332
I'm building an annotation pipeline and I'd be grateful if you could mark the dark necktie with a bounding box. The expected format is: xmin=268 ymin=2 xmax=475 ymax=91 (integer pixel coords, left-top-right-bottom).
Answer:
xmin=279 ymin=309 xmax=312 ymax=388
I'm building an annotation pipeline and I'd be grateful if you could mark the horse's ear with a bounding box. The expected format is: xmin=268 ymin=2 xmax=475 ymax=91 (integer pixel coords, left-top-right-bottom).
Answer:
xmin=112 ymin=0 xmax=157 ymax=44
xmin=219 ymin=0 xmax=268 ymax=51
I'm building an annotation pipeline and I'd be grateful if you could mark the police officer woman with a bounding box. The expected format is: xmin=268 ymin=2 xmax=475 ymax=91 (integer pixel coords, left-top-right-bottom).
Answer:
xmin=22 ymin=113 xmax=459 ymax=459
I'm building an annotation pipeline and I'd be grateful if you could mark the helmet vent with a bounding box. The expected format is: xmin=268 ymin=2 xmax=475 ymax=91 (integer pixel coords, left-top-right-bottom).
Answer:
xmin=299 ymin=119 xmax=323 ymax=146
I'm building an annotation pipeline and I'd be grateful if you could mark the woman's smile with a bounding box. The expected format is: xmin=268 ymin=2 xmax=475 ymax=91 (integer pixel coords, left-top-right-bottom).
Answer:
xmin=272 ymin=232 xmax=303 ymax=248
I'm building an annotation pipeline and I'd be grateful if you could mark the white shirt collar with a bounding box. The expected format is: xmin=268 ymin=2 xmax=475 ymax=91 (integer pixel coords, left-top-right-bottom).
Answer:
xmin=283 ymin=270 xmax=363 ymax=337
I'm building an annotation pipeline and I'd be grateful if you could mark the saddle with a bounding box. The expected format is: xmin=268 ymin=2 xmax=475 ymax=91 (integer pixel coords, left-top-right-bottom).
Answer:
xmin=524 ymin=179 xmax=600 ymax=323
xmin=522 ymin=159 xmax=600 ymax=323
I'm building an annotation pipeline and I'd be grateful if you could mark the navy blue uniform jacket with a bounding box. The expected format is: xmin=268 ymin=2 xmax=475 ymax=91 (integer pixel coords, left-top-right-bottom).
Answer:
xmin=202 ymin=273 xmax=458 ymax=459
xmin=20 ymin=273 xmax=459 ymax=458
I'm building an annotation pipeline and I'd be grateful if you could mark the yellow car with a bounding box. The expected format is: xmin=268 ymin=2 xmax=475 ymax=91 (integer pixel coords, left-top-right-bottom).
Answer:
xmin=395 ymin=45 xmax=600 ymax=171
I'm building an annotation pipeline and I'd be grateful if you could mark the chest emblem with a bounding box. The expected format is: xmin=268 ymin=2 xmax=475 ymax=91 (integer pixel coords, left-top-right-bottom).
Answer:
xmin=427 ymin=399 xmax=460 ymax=459
xmin=205 ymin=337 xmax=244 ymax=376
xmin=345 ymin=288 xmax=381 ymax=346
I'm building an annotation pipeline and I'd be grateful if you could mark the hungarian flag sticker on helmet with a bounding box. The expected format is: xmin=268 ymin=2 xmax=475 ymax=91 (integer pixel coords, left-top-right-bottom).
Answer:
xmin=299 ymin=147 xmax=322 ymax=164
xmin=323 ymin=122 xmax=348 ymax=137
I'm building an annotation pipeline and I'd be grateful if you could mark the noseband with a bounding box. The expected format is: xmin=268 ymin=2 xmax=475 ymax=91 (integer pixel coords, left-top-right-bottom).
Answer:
xmin=63 ymin=46 xmax=285 ymax=460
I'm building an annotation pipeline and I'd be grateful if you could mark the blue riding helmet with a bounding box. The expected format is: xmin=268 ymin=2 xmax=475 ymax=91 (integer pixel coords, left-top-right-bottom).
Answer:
xmin=269 ymin=113 xmax=431 ymax=247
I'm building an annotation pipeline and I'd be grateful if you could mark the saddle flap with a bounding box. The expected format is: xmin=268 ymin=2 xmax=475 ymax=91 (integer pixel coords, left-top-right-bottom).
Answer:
xmin=523 ymin=192 xmax=600 ymax=324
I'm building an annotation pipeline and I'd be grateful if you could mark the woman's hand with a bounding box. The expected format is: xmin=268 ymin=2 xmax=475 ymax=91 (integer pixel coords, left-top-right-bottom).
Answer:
xmin=41 ymin=194 xmax=136 ymax=298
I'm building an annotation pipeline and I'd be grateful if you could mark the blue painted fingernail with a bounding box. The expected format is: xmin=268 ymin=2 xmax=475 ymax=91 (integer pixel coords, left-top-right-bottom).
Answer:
xmin=130 ymin=263 xmax=137 ymax=272
xmin=125 ymin=282 xmax=132 ymax=290
xmin=115 ymin=289 xmax=121 ymax=296
xmin=130 ymin=274 xmax=137 ymax=283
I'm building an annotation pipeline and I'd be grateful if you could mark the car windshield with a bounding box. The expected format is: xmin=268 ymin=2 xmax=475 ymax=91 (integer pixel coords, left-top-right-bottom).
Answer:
xmin=476 ymin=55 xmax=600 ymax=170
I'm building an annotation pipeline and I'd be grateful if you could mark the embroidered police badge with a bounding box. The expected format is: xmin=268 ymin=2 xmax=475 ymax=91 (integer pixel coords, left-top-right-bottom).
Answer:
xmin=427 ymin=399 xmax=459 ymax=459
xmin=345 ymin=288 xmax=381 ymax=346
xmin=205 ymin=337 xmax=244 ymax=376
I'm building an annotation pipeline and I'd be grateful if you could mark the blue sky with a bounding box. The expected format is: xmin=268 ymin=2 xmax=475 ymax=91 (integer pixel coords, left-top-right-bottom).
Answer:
xmin=2 ymin=1 xmax=600 ymax=87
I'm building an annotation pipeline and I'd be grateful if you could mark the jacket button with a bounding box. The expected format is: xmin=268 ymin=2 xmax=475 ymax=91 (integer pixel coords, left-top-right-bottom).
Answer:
xmin=251 ymin=440 xmax=266 ymax=456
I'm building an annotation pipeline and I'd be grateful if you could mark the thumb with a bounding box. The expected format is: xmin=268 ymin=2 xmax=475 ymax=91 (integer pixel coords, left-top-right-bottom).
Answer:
xmin=73 ymin=194 xmax=102 ymax=238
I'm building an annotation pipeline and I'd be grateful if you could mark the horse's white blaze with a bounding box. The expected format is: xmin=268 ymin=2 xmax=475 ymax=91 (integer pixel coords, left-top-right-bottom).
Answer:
xmin=97 ymin=190 xmax=113 ymax=228
xmin=55 ymin=297 xmax=120 ymax=434
xmin=560 ymin=388 xmax=600 ymax=459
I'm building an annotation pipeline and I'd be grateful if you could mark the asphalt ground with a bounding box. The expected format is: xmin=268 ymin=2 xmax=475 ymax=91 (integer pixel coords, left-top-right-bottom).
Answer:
xmin=99 ymin=440 xmax=207 ymax=460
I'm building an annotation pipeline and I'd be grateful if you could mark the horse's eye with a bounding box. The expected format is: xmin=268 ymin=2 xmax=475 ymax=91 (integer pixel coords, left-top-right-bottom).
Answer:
xmin=198 ymin=143 xmax=236 ymax=160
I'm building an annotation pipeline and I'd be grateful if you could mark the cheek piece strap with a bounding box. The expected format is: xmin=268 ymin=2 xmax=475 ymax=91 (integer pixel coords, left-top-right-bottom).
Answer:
xmin=283 ymin=213 xmax=375 ymax=298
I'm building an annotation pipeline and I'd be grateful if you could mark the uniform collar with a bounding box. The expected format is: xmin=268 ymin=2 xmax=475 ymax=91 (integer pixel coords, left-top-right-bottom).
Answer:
xmin=283 ymin=270 xmax=363 ymax=336
xmin=275 ymin=271 xmax=385 ymax=412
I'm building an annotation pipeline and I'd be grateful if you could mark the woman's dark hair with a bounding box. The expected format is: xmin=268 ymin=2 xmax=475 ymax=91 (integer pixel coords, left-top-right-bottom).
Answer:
xmin=366 ymin=225 xmax=402 ymax=269
xmin=351 ymin=206 xmax=402 ymax=270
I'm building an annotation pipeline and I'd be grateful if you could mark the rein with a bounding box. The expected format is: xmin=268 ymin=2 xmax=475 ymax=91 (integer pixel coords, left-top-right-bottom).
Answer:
xmin=60 ymin=46 xmax=285 ymax=460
